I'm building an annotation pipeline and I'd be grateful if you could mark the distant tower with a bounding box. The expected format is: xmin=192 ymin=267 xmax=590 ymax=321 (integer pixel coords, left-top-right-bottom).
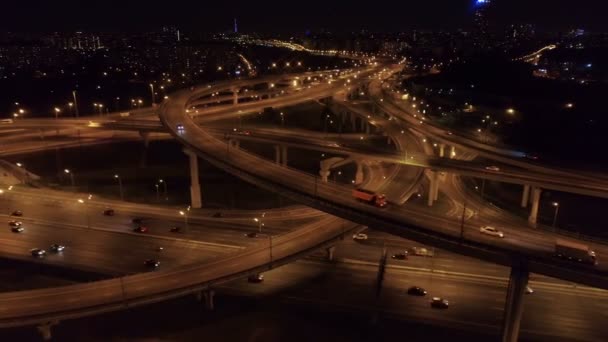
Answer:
xmin=177 ymin=30 xmax=181 ymax=42
xmin=234 ymin=18 xmax=238 ymax=34
xmin=473 ymin=0 xmax=492 ymax=48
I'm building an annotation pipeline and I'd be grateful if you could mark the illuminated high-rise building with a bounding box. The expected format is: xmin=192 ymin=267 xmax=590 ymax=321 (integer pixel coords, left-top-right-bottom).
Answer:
xmin=473 ymin=0 xmax=492 ymax=48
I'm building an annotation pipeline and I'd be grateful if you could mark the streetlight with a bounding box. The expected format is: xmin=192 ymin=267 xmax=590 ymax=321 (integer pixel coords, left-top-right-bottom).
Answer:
xmin=77 ymin=195 xmax=92 ymax=229
xmin=254 ymin=212 xmax=266 ymax=233
xmin=64 ymin=169 xmax=75 ymax=187
xmin=155 ymin=183 xmax=160 ymax=202
xmin=72 ymin=90 xmax=80 ymax=117
xmin=149 ymin=83 xmax=155 ymax=105
xmin=552 ymin=202 xmax=560 ymax=228
xmin=54 ymin=107 xmax=61 ymax=119
xmin=159 ymin=179 xmax=168 ymax=200
xmin=179 ymin=206 xmax=191 ymax=233
xmin=114 ymin=174 xmax=124 ymax=200
xmin=506 ymin=108 xmax=516 ymax=115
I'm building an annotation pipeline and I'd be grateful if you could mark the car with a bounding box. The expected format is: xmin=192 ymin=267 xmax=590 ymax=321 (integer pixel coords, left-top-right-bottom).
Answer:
xmin=144 ymin=259 xmax=160 ymax=269
xmin=30 ymin=248 xmax=46 ymax=258
xmin=244 ymin=232 xmax=258 ymax=238
xmin=392 ymin=252 xmax=408 ymax=260
xmin=212 ymin=212 xmax=223 ymax=218
xmin=525 ymin=153 xmax=539 ymax=160
xmin=407 ymin=286 xmax=427 ymax=296
xmin=131 ymin=218 xmax=143 ymax=224
xmin=237 ymin=130 xmax=251 ymax=136
xmin=11 ymin=226 xmax=24 ymax=233
xmin=133 ymin=226 xmax=148 ymax=233
xmin=176 ymin=124 xmax=185 ymax=133
xmin=485 ymin=166 xmax=500 ymax=172
xmin=525 ymin=285 xmax=534 ymax=294
xmin=430 ymin=297 xmax=449 ymax=309
xmin=8 ymin=221 xmax=22 ymax=227
xmin=352 ymin=233 xmax=368 ymax=241
xmin=248 ymin=274 xmax=264 ymax=283
xmin=11 ymin=210 xmax=23 ymax=217
xmin=411 ymin=247 xmax=434 ymax=257
xmin=170 ymin=226 xmax=181 ymax=233
xmin=480 ymin=226 xmax=505 ymax=238
xmin=50 ymin=244 xmax=65 ymax=252
xmin=103 ymin=209 xmax=115 ymax=216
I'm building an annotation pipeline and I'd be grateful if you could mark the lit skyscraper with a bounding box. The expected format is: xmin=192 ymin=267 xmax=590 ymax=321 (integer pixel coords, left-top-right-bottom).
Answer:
xmin=473 ymin=0 xmax=492 ymax=48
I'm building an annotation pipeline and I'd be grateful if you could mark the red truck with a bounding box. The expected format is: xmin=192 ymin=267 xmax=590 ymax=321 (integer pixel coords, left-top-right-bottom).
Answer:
xmin=352 ymin=188 xmax=387 ymax=208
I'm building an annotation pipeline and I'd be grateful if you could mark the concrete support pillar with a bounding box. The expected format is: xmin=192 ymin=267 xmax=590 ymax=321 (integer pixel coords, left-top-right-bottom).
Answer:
xmin=37 ymin=321 xmax=58 ymax=341
xmin=521 ymin=185 xmax=531 ymax=208
xmin=139 ymin=131 xmax=150 ymax=148
xmin=528 ymin=187 xmax=542 ymax=225
xmin=204 ymin=290 xmax=215 ymax=310
xmin=450 ymin=145 xmax=456 ymax=159
xmin=427 ymin=171 xmax=439 ymax=207
xmin=319 ymin=168 xmax=330 ymax=183
xmin=439 ymin=144 xmax=446 ymax=158
xmin=355 ymin=162 xmax=364 ymax=185
xmin=351 ymin=113 xmax=357 ymax=131
xmin=341 ymin=111 xmax=348 ymax=125
xmin=501 ymin=260 xmax=529 ymax=342
xmin=233 ymin=90 xmax=238 ymax=105
xmin=229 ymin=139 xmax=240 ymax=149
xmin=184 ymin=148 xmax=202 ymax=209
xmin=280 ymin=145 xmax=288 ymax=166
xmin=326 ymin=246 xmax=336 ymax=261
xmin=274 ymin=145 xmax=281 ymax=164
xmin=386 ymin=136 xmax=392 ymax=145
xmin=365 ymin=122 xmax=371 ymax=134
xmin=433 ymin=171 xmax=440 ymax=201
xmin=360 ymin=117 xmax=366 ymax=132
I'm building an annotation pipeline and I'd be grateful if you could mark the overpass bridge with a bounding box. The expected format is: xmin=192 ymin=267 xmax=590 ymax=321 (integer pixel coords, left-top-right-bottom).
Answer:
xmin=2 ymin=63 xmax=608 ymax=342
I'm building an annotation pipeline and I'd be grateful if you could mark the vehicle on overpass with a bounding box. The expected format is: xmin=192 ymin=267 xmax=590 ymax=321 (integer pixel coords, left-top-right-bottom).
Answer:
xmin=392 ymin=251 xmax=408 ymax=260
xmin=411 ymin=247 xmax=434 ymax=257
xmin=480 ymin=226 xmax=505 ymax=238
xmin=248 ymin=274 xmax=264 ymax=283
xmin=555 ymin=239 xmax=597 ymax=265
xmin=30 ymin=248 xmax=46 ymax=258
xmin=407 ymin=286 xmax=427 ymax=296
xmin=352 ymin=233 xmax=368 ymax=241
xmin=352 ymin=188 xmax=387 ymax=208
xmin=50 ymin=244 xmax=65 ymax=253
xmin=431 ymin=297 xmax=449 ymax=309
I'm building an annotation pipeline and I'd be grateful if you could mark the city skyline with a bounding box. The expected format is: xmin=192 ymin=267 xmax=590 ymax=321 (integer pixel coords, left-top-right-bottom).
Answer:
xmin=2 ymin=0 xmax=607 ymax=32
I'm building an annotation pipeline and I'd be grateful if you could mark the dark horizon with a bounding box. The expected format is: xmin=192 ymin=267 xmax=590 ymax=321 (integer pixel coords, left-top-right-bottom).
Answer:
xmin=3 ymin=0 xmax=607 ymax=33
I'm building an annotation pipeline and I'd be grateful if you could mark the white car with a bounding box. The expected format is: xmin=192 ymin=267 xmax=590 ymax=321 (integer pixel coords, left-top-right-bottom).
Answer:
xmin=485 ymin=166 xmax=500 ymax=172
xmin=352 ymin=233 xmax=368 ymax=241
xmin=480 ymin=226 xmax=505 ymax=238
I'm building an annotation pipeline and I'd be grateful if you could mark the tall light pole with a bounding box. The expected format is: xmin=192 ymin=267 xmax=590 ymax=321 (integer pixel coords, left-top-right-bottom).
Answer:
xmin=54 ymin=107 xmax=61 ymax=119
xmin=72 ymin=90 xmax=80 ymax=118
xmin=179 ymin=206 xmax=191 ymax=233
xmin=114 ymin=174 xmax=124 ymax=200
xmin=77 ymin=194 xmax=92 ymax=229
xmin=159 ymin=179 xmax=168 ymax=200
xmin=64 ymin=169 xmax=75 ymax=187
xmin=2 ymin=186 xmax=14 ymax=215
xmin=155 ymin=183 xmax=160 ymax=202
xmin=254 ymin=212 xmax=266 ymax=233
xmin=552 ymin=202 xmax=560 ymax=228
xmin=149 ymin=83 xmax=155 ymax=105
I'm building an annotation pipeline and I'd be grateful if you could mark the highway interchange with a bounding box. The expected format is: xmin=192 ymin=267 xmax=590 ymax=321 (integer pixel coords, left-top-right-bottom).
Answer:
xmin=0 ymin=55 xmax=607 ymax=340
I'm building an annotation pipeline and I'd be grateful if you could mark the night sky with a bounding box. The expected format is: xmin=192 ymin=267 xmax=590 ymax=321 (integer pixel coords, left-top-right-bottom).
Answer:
xmin=3 ymin=0 xmax=605 ymax=32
